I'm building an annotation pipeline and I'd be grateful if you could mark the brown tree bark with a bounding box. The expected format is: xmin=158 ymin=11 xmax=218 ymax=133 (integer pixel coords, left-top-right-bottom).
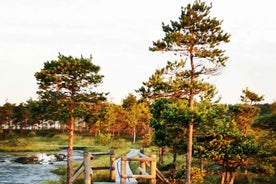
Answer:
xmin=185 ymin=121 xmax=194 ymax=184
xmin=159 ymin=146 xmax=164 ymax=165
xmin=221 ymin=172 xmax=235 ymax=184
xmin=185 ymin=41 xmax=195 ymax=184
xmin=67 ymin=104 xmax=74 ymax=184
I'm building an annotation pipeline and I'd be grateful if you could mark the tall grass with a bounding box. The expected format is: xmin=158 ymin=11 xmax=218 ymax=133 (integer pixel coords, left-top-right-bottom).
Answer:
xmin=0 ymin=136 xmax=60 ymax=152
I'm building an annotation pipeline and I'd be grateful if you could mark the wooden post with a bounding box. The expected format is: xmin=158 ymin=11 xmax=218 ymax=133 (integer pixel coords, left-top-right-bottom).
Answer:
xmin=140 ymin=155 xmax=146 ymax=183
xmin=120 ymin=155 xmax=126 ymax=184
xmin=110 ymin=150 xmax=115 ymax=181
xmin=150 ymin=155 xmax=156 ymax=184
xmin=140 ymin=160 xmax=146 ymax=173
xmin=84 ymin=151 xmax=92 ymax=184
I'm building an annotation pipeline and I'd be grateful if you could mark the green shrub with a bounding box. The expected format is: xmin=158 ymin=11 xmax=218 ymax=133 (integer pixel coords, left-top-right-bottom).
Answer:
xmin=51 ymin=165 xmax=67 ymax=176
xmin=175 ymin=166 xmax=205 ymax=184
xmin=7 ymin=132 xmax=20 ymax=146
xmin=95 ymin=133 xmax=111 ymax=145
xmin=112 ymin=138 xmax=126 ymax=149
xmin=141 ymin=132 xmax=152 ymax=148
xmin=203 ymin=174 xmax=220 ymax=184
xmin=27 ymin=131 xmax=36 ymax=137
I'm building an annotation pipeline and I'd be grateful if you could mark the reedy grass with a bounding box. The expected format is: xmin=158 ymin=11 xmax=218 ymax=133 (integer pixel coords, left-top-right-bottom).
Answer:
xmin=0 ymin=137 xmax=60 ymax=152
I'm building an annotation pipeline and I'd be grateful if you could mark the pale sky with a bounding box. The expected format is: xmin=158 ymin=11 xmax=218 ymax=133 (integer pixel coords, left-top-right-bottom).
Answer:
xmin=0 ymin=0 xmax=275 ymax=105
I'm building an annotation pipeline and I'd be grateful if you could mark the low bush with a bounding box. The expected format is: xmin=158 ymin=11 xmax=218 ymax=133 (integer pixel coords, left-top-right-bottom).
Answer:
xmin=95 ymin=133 xmax=111 ymax=145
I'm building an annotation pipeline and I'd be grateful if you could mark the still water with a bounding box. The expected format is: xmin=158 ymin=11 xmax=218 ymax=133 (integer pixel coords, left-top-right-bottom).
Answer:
xmin=0 ymin=151 xmax=83 ymax=184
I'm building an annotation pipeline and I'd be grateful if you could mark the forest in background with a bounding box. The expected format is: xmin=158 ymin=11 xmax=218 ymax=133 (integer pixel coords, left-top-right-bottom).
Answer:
xmin=1 ymin=93 xmax=276 ymax=184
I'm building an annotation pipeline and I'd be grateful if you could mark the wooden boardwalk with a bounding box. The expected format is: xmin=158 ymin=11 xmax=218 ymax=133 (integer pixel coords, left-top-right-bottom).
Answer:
xmin=115 ymin=149 xmax=138 ymax=184
xmin=94 ymin=149 xmax=139 ymax=184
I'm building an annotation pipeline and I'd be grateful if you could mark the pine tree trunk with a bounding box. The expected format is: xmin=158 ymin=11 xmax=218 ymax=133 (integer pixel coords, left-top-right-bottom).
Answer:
xmin=185 ymin=38 xmax=195 ymax=184
xmin=221 ymin=172 xmax=225 ymax=184
xmin=200 ymin=157 xmax=204 ymax=172
xmin=159 ymin=146 xmax=164 ymax=165
xmin=173 ymin=144 xmax=177 ymax=164
xmin=61 ymin=123 xmax=65 ymax=133
xmin=185 ymin=121 xmax=193 ymax=184
xmin=67 ymin=106 xmax=74 ymax=184
xmin=221 ymin=171 xmax=235 ymax=184
xmin=229 ymin=173 xmax=235 ymax=184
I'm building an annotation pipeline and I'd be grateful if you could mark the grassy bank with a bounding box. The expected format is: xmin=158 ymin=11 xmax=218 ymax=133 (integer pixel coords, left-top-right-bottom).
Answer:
xmin=0 ymin=131 xmax=141 ymax=152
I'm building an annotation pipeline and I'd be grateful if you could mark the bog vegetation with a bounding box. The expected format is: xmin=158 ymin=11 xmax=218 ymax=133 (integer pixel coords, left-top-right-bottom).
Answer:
xmin=0 ymin=1 xmax=275 ymax=184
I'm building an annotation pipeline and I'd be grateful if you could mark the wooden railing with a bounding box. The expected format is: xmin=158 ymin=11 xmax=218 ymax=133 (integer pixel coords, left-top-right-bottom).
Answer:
xmin=71 ymin=149 xmax=169 ymax=184
xmin=72 ymin=150 xmax=115 ymax=184
xmin=120 ymin=154 xmax=157 ymax=184
xmin=138 ymin=151 xmax=170 ymax=184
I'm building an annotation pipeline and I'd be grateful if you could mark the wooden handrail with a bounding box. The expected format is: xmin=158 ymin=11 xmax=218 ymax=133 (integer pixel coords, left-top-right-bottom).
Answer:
xmin=72 ymin=150 xmax=115 ymax=183
xmin=120 ymin=154 xmax=156 ymax=184
xmin=139 ymin=151 xmax=170 ymax=184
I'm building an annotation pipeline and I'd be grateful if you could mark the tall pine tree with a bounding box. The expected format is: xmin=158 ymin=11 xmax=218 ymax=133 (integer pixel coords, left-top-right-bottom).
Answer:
xmin=35 ymin=54 xmax=106 ymax=184
xmin=149 ymin=1 xmax=230 ymax=183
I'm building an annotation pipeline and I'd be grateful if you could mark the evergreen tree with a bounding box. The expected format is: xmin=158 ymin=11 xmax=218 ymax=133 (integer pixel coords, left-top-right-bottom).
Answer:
xmin=35 ymin=54 xmax=106 ymax=184
xmin=146 ymin=1 xmax=230 ymax=183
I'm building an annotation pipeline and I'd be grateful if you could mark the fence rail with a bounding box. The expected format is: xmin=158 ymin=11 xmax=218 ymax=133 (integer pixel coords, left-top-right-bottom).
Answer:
xmin=72 ymin=149 xmax=169 ymax=184
xmin=72 ymin=150 xmax=115 ymax=184
xmin=138 ymin=150 xmax=170 ymax=184
xmin=120 ymin=154 xmax=156 ymax=184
